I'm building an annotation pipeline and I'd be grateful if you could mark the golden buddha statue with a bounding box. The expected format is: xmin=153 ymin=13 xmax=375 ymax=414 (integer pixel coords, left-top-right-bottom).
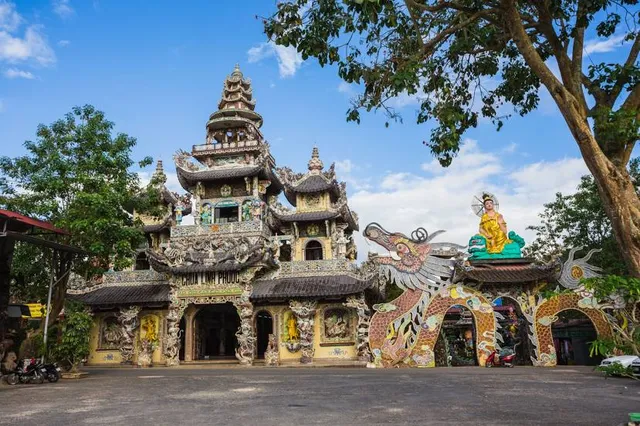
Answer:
xmin=287 ymin=315 xmax=299 ymax=341
xmin=478 ymin=193 xmax=512 ymax=254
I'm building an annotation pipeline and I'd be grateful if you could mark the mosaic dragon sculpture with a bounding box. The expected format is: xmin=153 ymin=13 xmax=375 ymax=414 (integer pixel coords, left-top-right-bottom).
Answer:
xmin=361 ymin=223 xmax=496 ymax=368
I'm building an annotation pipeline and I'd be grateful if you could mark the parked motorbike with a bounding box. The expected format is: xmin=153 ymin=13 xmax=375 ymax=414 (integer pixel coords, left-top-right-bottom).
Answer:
xmin=36 ymin=361 xmax=61 ymax=383
xmin=486 ymin=344 xmax=519 ymax=368
xmin=6 ymin=358 xmax=45 ymax=385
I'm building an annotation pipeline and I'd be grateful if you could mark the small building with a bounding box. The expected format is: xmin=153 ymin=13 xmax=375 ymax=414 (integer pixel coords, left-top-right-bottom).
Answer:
xmin=68 ymin=66 xmax=380 ymax=367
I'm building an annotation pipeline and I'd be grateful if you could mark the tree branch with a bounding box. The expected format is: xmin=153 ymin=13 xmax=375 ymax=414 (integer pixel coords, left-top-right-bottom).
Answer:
xmin=421 ymin=9 xmax=496 ymax=56
xmin=610 ymin=33 xmax=640 ymax=105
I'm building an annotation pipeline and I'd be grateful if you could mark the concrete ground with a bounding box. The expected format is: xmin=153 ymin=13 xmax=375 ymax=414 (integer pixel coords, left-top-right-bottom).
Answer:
xmin=1 ymin=366 xmax=638 ymax=425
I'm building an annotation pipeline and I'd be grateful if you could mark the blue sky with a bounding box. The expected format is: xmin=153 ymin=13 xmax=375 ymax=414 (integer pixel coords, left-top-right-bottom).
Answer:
xmin=0 ymin=1 xmax=636 ymax=254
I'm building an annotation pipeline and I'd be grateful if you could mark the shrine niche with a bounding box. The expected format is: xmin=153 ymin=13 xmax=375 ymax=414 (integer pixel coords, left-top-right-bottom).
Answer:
xmin=99 ymin=316 xmax=123 ymax=350
xmin=321 ymin=307 xmax=353 ymax=345
xmin=282 ymin=310 xmax=301 ymax=353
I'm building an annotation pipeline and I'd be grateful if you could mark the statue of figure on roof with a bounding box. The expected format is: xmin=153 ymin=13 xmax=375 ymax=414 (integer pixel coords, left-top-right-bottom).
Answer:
xmin=468 ymin=192 xmax=525 ymax=260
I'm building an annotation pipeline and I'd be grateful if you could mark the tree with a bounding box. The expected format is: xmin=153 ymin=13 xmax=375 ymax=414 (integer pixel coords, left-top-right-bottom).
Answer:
xmin=53 ymin=302 xmax=93 ymax=372
xmin=263 ymin=0 xmax=640 ymax=276
xmin=584 ymin=275 xmax=640 ymax=356
xmin=0 ymin=105 xmax=155 ymax=324
xmin=526 ymin=158 xmax=640 ymax=275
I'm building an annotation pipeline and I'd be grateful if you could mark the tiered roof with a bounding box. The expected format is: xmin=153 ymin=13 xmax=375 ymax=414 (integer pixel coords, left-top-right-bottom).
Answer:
xmin=273 ymin=147 xmax=359 ymax=230
xmin=453 ymin=258 xmax=557 ymax=284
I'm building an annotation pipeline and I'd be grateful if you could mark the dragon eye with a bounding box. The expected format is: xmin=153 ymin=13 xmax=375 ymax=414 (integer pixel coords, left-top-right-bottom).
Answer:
xmin=396 ymin=243 xmax=409 ymax=254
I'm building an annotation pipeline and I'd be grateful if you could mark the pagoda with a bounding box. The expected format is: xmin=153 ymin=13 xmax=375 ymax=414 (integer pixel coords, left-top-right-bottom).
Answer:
xmin=68 ymin=66 xmax=379 ymax=368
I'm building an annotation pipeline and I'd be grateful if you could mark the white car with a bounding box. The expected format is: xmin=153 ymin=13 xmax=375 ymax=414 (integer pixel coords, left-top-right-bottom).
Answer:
xmin=632 ymin=358 xmax=640 ymax=378
xmin=599 ymin=355 xmax=639 ymax=369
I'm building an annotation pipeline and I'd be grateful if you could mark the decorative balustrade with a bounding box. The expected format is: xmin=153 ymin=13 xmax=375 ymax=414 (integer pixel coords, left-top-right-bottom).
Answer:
xmin=171 ymin=221 xmax=270 ymax=238
xmin=192 ymin=139 xmax=259 ymax=153
xmin=278 ymin=259 xmax=357 ymax=278
xmin=67 ymin=270 xmax=168 ymax=294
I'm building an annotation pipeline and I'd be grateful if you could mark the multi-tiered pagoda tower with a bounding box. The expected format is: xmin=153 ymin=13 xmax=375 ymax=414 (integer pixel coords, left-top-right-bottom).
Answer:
xmin=69 ymin=66 xmax=379 ymax=367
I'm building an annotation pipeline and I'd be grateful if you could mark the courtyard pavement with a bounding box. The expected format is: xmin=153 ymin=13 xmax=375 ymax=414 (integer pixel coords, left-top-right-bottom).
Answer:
xmin=1 ymin=366 xmax=638 ymax=425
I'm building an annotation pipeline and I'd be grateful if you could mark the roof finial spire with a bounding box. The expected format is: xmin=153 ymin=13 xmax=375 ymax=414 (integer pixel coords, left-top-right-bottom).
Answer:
xmin=308 ymin=146 xmax=324 ymax=174
xmin=231 ymin=63 xmax=243 ymax=78
xmin=152 ymin=159 xmax=167 ymax=185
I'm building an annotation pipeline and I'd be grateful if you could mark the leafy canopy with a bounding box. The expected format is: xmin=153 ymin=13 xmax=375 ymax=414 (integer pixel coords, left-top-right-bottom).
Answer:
xmin=0 ymin=105 xmax=159 ymax=301
xmin=264 ymin=0 xmax=639 ymax=167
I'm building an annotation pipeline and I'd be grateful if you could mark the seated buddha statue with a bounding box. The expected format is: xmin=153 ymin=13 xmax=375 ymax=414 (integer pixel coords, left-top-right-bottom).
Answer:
xmin=468 ymin=192 xmax=525 ymax=260
xmin=478 ymin=194 xmax=511 ymax=254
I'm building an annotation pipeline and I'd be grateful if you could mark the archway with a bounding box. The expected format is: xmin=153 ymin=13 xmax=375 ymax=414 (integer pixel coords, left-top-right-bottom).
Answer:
xmin=532 ymin=293 xmax=613 ymax=366
xmin=551 ymin=309 xmax=600 ymax=366
xmin=305 ymin=240 xmax=323 ymax=260
xmin=434 ymin=305 xmax=478 ymax=366
xmin=255 ymin=310 xmax=273 ymax=359
xmin=193 ymin=303 xmax=240 ymax=360
xmin=493 ymin=296 xmax=531 ymax=366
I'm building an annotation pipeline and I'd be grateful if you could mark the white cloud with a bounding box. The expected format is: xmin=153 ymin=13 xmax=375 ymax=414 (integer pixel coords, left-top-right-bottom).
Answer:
xmin=584 ymin=34 xmax=627 ymax=55
xmin=0 ymin=1 xmax=21 ymax=32
xmin=335 ymin=159 xmax=371 ymax=191
xmin=348 ymin=140 xmax=588 ymax=261
xmin=57 ymin=39 xmax=70 ymax=47
xmin=503 ymin=142 xmax=517 ymax=154
xmin=247 ymin=41 xmax=303 ymax=78
xmin=52 ymin=0 xmax=74 ymax=19
xmin=0 ymin=25 xmax=55 ymax=65
xmin=337 ymin=81 xmax=354 ymax=95
xmin=4 ymin=67 xmax=33 ymax=78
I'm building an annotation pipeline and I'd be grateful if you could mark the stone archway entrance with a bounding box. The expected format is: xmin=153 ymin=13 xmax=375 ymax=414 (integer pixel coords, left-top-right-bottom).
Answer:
xmin=193 ymin=303 xmax=240 ymax=360
xmin=551 ymin=309 xmax=600 ymax=366
xmin=434 ymin=305 xmax=478 ymax=366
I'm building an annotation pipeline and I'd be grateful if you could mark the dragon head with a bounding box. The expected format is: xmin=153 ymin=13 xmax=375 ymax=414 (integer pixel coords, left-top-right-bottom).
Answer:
xmin=363 ymin=223 xmax=463 ymax=292
xmin=363 ymin=223 xmax=433 ymax=273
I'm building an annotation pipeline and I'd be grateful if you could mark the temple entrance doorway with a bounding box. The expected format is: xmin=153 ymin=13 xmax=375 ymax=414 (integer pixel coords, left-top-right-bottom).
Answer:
xmin=194 ymin=303 xmax=240 ymax=360
xmin=551 ymin=309 xmax=601 ymax=366
xmin=493 ymin=297 xmax=531 ymax=365
xmin=255 ymin=310 xmax=273 ymax=359
xmin=179 ymin=317 xmax=186 ymax=361
xmin=434 ymin=305 xmax=478 ymax=366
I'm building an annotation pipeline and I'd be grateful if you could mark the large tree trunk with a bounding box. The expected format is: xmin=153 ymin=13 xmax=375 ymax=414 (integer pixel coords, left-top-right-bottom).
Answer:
xmin=504 ymin=2 xmax=640 ymax=277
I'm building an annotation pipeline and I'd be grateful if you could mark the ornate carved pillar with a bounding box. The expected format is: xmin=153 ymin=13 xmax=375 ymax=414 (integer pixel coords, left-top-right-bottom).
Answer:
xmin=233 ymin=283 xmax=255 ymax=366
xmin=344 ymin=294 xmax=372 ymax=361
xmin=163 ymin=287 xmax=188 ymax=366
xmin=290 ymin=300 xmax=317 ymax=364
xmin=184 ymin=307 xmax=195 ymax=362
xmin=117 ymin=306 xmax=141 ymax=364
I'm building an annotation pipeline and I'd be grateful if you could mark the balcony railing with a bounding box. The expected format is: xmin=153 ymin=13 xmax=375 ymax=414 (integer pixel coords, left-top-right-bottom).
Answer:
xmin=171 ymin=221 xmax=269 ymax=238
xmin=192 ymin=139 xmax=259 ymax=153
xmin=278 ymin=259 xmax=357 ymax=278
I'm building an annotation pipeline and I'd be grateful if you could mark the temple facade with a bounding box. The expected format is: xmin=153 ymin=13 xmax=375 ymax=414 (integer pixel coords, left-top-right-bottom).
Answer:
xmin=68 ymin=67 xmax=617 ymax=369
xmin=68 ymin=66 xmax=379 ymax=367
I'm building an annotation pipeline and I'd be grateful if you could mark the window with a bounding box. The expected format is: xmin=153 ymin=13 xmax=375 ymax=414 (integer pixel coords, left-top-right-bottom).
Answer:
xmin=135 ymin=252 xmax=150 ymax=270
xmin=305 ymin=241 xmax=323 ymax=260
xmin=279 ymin=243 xmax=292 ymax=262
xmin=215 ymin=205 xmax=239 ymax=223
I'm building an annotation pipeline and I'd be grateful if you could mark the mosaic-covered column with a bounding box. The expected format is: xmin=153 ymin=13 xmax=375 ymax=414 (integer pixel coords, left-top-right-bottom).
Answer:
xmin=163 ymin=287 xmax=188 ymax=366
xmin=234 ymin=284 xmax=255 ymax=366
xmin=290 ymin=300 xmax=317 ymax=364
xmin=117 ymin=306 xmax=141 ymax=364
xmin=184 ymin=307 xmax=196 ymax=362
xmin=344 ymin=294 xmax=372 ymax=362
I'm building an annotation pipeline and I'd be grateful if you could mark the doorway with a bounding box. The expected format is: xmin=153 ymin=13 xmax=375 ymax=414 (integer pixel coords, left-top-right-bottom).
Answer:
xmin=551 ymin=309 xmax=600 ymax=366
xmin=434 ymin=305 xmax=478 ymax=366
xmin=194 ymin=303 xmax=240 ymax=360
xmin=255 ymin=310 xmax=273 ymax=359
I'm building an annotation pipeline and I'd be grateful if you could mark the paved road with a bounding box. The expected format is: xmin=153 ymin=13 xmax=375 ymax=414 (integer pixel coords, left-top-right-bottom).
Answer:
xmin=1 ymin=366 xmax=638 ymax=425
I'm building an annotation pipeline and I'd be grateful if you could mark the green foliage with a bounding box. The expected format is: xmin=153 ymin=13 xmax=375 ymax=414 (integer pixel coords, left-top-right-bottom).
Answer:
xmin=584 ymin=275 xmax=640 ymax=303
xmin=595 ymin=362 xmax=638 ymax=380
xmin=263 ymin=1 xmax=639 ymax=167
xmin=52 ymin=302 xmax=93 ymax=372
xmin=0 ymin=105 xmax=157 ymax=303
xmin=525 ymin=159 xmax=640 ymax=275
xmin=589 ymin=338 xmax=616 ymax=358
xmin=384 ymin=282 xmax=404 ymax=302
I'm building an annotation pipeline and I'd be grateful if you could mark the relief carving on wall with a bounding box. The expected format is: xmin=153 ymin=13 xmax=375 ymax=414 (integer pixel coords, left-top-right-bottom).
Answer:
xmin=321 ymin=307 xmax=353 ymax=344
xmin=99 ymin=316 xmax=123 ymax=350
